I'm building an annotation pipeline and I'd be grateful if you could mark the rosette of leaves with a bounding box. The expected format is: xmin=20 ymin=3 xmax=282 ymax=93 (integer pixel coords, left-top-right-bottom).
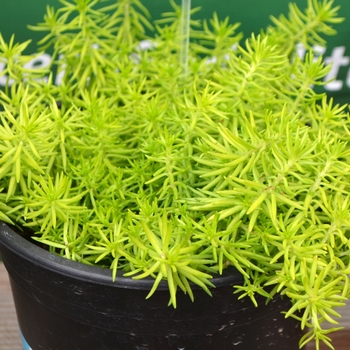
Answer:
xmin=0 ymin=0 xmax=349 ymax=349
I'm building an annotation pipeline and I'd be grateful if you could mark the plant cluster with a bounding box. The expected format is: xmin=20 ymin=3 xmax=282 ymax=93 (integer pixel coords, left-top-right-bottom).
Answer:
xmin=0 ymin=0 xmax=349 ymax=348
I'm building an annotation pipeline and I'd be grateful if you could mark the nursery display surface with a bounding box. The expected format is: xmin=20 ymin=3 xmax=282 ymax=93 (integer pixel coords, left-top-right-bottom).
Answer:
xmin=0 ymin=0 xmax=350 ymax=349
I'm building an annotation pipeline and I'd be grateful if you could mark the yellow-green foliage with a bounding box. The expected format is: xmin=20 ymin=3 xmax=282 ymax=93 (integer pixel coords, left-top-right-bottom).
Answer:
xmin=0 ymin=1 xmax=348 ymax=349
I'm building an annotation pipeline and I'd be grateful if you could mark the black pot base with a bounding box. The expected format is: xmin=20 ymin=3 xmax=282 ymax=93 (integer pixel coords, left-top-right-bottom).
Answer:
xmin=0 ymin=222 xmax=303 ymax=350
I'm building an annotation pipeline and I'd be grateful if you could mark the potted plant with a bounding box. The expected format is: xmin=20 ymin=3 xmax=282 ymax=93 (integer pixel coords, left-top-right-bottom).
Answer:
xmin=0 ymin=0 xmax=349 ymax=349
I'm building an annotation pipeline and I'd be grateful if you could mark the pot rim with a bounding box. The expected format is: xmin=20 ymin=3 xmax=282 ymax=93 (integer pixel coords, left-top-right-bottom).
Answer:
xmin=0 ymin=221 xmax=243 ymax=290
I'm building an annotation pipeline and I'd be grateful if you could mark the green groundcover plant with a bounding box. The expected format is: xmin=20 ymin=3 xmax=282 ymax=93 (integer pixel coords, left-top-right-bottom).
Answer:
xmin=0 ymin=0 xmax=349 ymax=348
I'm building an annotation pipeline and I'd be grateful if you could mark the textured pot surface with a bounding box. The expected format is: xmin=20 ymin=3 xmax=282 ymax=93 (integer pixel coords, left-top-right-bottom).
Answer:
xmin=0 ymin=222 xmax=303 ymax=350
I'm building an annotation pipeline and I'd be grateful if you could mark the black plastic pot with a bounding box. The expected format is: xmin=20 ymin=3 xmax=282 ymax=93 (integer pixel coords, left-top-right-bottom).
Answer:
xmin=0 ymin=222 xmax=304 ymax=350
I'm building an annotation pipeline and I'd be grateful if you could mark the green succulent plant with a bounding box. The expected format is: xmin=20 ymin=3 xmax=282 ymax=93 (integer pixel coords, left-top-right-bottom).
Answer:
xmin=0 ymin=0 xmax=349 ymax=348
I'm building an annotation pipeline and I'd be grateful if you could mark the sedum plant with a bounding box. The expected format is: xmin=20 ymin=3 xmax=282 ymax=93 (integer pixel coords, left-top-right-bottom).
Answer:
xmin=0 ymin=0 xmax=349 ymax=348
